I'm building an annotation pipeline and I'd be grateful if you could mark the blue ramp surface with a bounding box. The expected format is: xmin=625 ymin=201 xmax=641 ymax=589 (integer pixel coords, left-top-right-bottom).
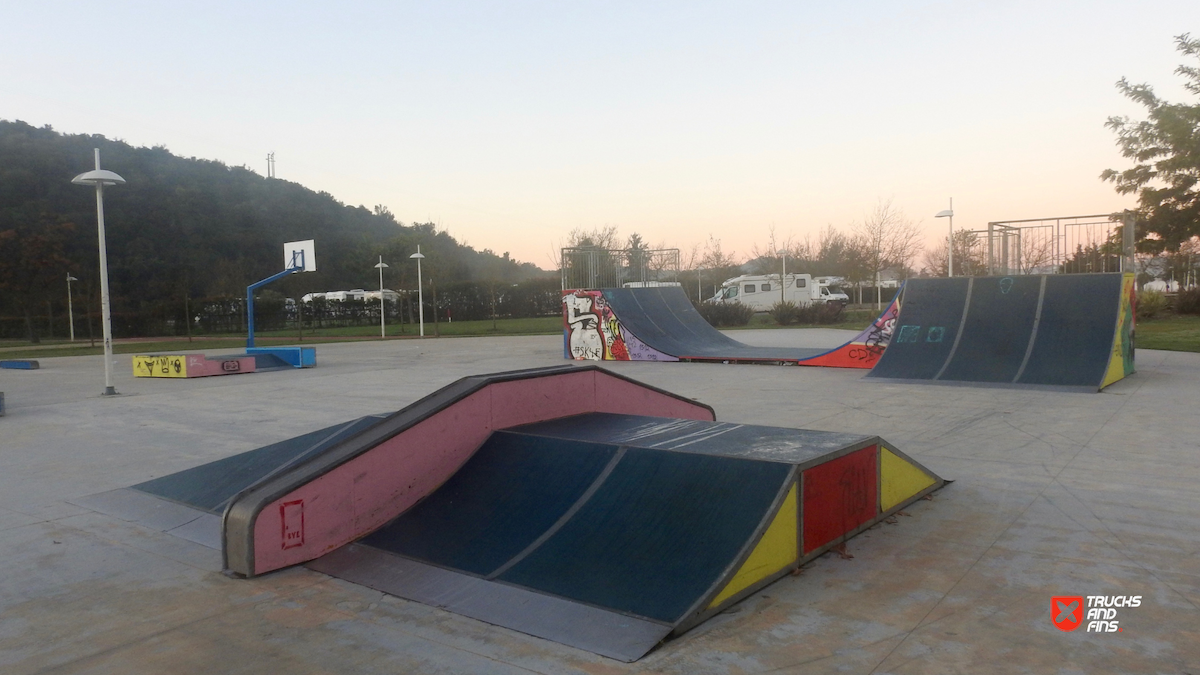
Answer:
xmin=134 ymin=414 xmax=386 ymax=513
xmin=361 ymin=428 xmax=791 ymax=623
xmin=494 ymin=445 xmax=789 ymax=623
xmin=1017 ymin=274 xmax=1124 ymax=388
xmin=602 ymin=287 xmax=826 ymax=361
xmin=361 ymin=433 xmax=619 ymax=575
xmin=938 ymin=275 xmax=1043 ymax=383
xmin=867 ymin=273 xmax=1127 ymax=391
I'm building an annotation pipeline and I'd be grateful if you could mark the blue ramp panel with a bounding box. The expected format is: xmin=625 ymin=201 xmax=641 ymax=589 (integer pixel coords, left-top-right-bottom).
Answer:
xmin=602 ymin=287 xmax=826 ymax=361
xmin=938 ymin=275 xmax=1043 ymax=383
xmin=134 ymin=415 xmax=386 ymax=513
xmin=1016 ymin=274 xmax=1123 ymax=388
xmin=865 ymin=277 xmax=970 ymax=381
xmin=362 ymin=432 xmax=791 ymax=622
xmin=867 ymin=273 xmax=1128 ymax=391
xmin=361 ymin=433 xmax=618 ymax=575
xmin=496 ymin=446 xmax=791 ymax=623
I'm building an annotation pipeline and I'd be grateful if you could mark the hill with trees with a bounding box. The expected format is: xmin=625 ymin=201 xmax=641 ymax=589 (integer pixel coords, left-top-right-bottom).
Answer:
xmin=0 ymin=120 xmax=551 ymax=340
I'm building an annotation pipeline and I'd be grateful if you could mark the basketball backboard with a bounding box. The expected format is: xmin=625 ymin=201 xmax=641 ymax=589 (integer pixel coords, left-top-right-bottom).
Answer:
xmin=284 ymin=240 xmax=316 ymax=272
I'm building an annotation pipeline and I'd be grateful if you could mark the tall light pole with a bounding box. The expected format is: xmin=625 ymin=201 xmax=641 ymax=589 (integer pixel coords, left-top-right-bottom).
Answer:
xmin=374 ymin=256 xmax=389 ymax=339
xmin=697 ymin=266 xmax=703 ymax=303
xmin=936 ymin=200 xmax=954 ymax=278
xmin=409 ymin=246 xmax=425 ymax=337
xmin=72 ymin=149 xmax=125 ymax=396
xmin=777 ymin=249 xmax=787 ymax=303
xmin=66 ymin=274 xmax=78 ymax=342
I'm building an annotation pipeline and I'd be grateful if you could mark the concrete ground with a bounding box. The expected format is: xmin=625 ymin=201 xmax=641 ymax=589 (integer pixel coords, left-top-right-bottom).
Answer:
xmin=1 ymin=330 xmax=1197 ymax=675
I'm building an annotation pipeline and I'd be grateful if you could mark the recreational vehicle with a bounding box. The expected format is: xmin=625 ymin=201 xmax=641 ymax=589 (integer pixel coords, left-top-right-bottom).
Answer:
xmin=709 ymin=274 xmax=849 ymax=312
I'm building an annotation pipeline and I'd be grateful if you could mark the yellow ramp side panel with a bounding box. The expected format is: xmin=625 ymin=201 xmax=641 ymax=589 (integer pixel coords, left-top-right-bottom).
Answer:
xmin=708 ymin=483 xmax=798 ymax=609
xmin=1101 ymin=273 xmax=1136 ymax=389
xmin=880 ymin=446 xmax=936 ymax=512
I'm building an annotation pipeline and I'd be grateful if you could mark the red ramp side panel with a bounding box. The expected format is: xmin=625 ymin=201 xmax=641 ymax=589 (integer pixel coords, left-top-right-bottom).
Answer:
xmin=797 ymin=295 xmax=900 ymax=369
xmin=801 ymin=446 xmax=878 ymax=555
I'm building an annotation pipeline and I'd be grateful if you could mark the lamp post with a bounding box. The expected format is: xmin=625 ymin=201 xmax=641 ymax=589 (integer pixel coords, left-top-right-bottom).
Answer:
xmin=409 ymin=246 xmax=425 ymax=337
xmin=777 ymin=249 xmax=787 ymax=303
xmin=936 ymin=199 xmax=954 ymax=278
xmin=72 ymin=149 xmax=124 ymax=396
xmin=697 ymin=267 xmax=703 ymax=303
xmin=66 ymin=274 xmax=78 ymax=342
xmin=374 ymin=256 xmax=389 ymax=339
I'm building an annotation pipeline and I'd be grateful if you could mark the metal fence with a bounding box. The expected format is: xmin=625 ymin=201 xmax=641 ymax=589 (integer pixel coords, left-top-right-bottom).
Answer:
xmin=964 ymin=214 xmax=1135 ymax=275
xmin=560 ymin=247 xmax=680 ymax=290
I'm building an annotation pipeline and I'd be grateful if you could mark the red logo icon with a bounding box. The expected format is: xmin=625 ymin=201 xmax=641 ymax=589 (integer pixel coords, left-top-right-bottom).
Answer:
xmin=1052 ymin=596 xmax=1084 ymax=631
xmin=280 ymin=500 xmax=305 ymax=550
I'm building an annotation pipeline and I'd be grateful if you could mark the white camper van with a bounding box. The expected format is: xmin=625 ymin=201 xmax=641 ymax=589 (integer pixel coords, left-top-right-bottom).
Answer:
xmin=709 ymin=274 xmax=849 ymax=312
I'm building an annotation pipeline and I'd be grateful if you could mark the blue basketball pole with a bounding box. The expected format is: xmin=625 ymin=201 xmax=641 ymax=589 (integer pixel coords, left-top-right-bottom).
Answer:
xmin=247 ymin=260 xmax=303 ymax=348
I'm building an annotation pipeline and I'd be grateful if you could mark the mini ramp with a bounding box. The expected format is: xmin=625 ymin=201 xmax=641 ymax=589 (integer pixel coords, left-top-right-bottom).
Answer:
xmin=133 ymin=347 xmax=314 ymax=378
xmin=73 ymin=365 xmax=942 ymax=661
xmin=563 ymin=286 xmax=900 ymax=367
xmin=866 ymin=273 xmax=1135 ymax=391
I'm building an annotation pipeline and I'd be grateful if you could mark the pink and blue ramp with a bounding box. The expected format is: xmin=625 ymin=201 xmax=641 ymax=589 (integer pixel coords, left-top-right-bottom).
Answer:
xmin=73 ymin=365 xmax=943 ymax=661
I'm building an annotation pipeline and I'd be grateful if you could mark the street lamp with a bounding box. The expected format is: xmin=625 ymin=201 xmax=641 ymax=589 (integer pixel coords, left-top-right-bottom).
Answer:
xmin=374 ymin=256 xmax=389 ymax=339
xmin=66 ymin=274 xmax=78 ymax=342
xmin=777 ymin=249 xmax=787 ymax=303
xmin=409 ymin=246 xmax=426 ymax=337
xmin=72 ymin=149 xmax=125 ymax=396
xmin=697 ymin=266 xmax=703 ymax=303
xmin=936 ymin=199 xmax=954 ymax=278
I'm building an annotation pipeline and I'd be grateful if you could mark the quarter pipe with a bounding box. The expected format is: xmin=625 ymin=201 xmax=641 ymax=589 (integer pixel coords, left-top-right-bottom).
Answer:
xmin=866 ymin=273 xmax=1135 ymax=391
xmin=563 ymin=286 xmax=899 ymax=367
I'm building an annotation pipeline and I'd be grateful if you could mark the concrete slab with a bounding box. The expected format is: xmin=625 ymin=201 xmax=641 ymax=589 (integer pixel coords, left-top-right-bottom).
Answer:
xmin=1 ymin=334 xmax=1198 ymax=673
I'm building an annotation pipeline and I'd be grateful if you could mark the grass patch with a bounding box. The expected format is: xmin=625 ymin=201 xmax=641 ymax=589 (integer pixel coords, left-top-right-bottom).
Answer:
xmin=0 ymin=338 xmax=248 ymax=360
xmin=256 ymin=316 xmax=562 ymax=339
xmin=1137 ymin=315 xmax=1200 ymax=352
xmin=0 ymin=316 xmax=565 ymax=360
xmin=723 ymin=308 xmax=879 ymax=332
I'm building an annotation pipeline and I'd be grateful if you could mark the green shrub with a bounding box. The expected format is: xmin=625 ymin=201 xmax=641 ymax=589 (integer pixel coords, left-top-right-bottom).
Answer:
xmin=1176 ymin=288 xmax=1200 ymax=315
xmin=694 ymin=301 xmax=754 ymax=327
xmin=1137 ymin=290 xmax=1169 ymax=320
xmin=770 ymin=301 xmax=801 ymax=326
xmin=794 ymin=302 xmax=847 ymax=325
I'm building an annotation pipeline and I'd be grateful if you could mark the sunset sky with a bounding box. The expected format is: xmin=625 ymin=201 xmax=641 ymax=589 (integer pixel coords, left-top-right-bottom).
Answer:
xmin=5 ymin=2 xmax=1198 ymax=270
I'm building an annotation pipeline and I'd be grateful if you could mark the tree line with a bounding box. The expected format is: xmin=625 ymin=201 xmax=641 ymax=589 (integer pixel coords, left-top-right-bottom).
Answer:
xmin=0 ymin=121 xmax=551 ymax=341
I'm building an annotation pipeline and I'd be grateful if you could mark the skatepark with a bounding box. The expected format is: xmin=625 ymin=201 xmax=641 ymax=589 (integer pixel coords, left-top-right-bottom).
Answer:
xmin=1 ymin=325 xmax=1198 ymax=674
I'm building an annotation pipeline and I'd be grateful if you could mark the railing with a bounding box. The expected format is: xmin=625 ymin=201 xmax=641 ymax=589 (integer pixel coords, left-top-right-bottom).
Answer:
xmin=560 ymin=247 xmax=680 ymax=290
xmin=967 ymin=214 xmax=1135 ymax=275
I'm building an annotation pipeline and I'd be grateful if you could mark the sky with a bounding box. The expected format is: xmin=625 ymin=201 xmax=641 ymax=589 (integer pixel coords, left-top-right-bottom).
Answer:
xmin=4 ymin=1 xmax=1199 ymax=271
